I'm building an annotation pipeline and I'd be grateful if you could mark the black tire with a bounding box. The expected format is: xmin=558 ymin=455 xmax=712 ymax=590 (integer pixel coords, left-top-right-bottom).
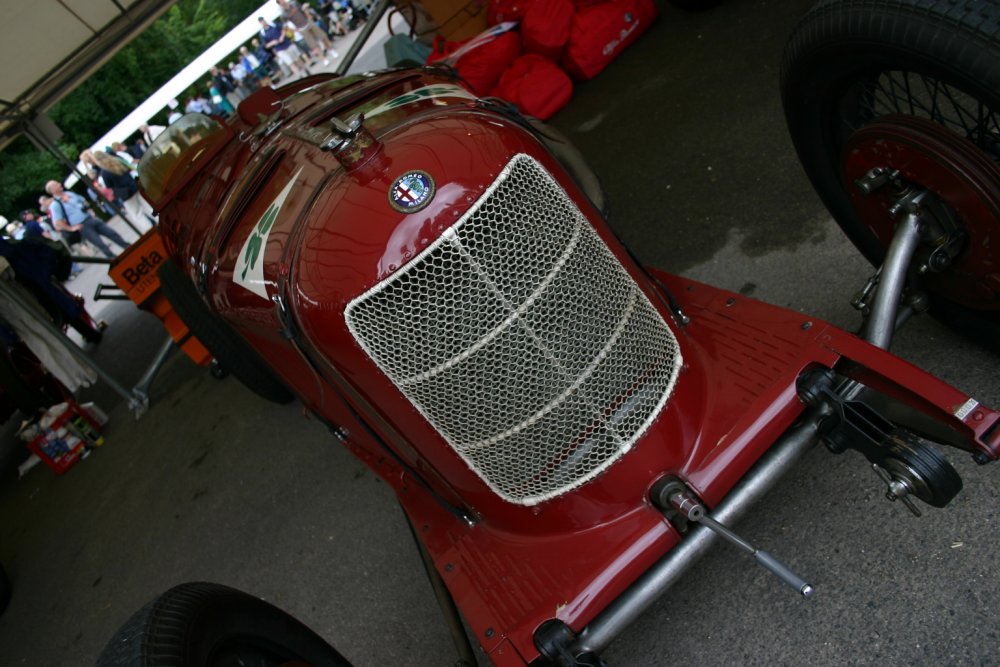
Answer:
xmin=157 ymin=260 xmax=294 ymax=404
xmin=781 ymin=0 xmax=1000 ymax=349
xmin=96 ymin=582 xmax=352 ymax=666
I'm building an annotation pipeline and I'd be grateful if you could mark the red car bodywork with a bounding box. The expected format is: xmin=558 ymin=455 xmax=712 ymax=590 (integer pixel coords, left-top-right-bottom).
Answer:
xmin=146 ymin=70 xmax=1000 ymax=665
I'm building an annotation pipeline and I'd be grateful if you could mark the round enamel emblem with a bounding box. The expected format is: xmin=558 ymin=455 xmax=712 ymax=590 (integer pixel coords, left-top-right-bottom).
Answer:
xmin=389 ymin=170 xmax=436 ymax=213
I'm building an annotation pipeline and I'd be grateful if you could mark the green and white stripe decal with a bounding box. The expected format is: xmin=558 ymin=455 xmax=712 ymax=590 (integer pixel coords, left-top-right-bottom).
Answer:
xmin=236 ymin=167 xmax=303 ymax=300
xmin=363 ymin=84 xmax=476 ymax=120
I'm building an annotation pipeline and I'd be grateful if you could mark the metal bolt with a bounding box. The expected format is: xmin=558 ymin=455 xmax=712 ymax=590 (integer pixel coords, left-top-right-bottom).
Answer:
xmin=855 ymin=166 xmax=893 ymax=195
xmin=926 ymin=250 xmax=951 ymax=272
xmin=485 ymin=628 xmax=494 ymax=638
xmin=669 ymin=492 xmax=704 ymax=521
xmin=444 ymin=563 xmax=454 ymax=572
xmin=801 ymin=321 xmax=813 ymax=330
xmin=725 ymin=297 xmax=736 ymax=307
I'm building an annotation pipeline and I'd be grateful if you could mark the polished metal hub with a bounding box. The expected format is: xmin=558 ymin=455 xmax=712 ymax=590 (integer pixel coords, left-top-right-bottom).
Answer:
xmin=844 ymin=114 xmax=1000 ymax=309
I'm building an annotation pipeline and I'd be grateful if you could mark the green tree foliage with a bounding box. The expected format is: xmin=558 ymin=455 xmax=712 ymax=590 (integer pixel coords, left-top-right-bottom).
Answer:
xmin=0 ymin=137 xmax=66 ymax=216
xmin=1 ymin=0 xmax=262 ymax=215
xmin=50 ymin=0 xmax=250 ymax=147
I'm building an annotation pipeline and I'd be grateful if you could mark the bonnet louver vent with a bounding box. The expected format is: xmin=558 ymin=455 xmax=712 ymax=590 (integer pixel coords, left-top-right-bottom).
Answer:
xmin=212 ymin=148 xmax=286 ymax=251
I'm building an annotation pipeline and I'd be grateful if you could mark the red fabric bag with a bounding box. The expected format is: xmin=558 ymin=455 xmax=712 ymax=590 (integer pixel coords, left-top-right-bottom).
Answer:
xmin=487 ymin=0 xmax=534 ymax=25
xmin=454 ymin=30 xmax=523 ymax=95
xmin=492 ymin=55 xmax=573 ymax=120
xmin=426 ymin=35 xmax=468 ymax=64
xmin=561 ymin=0 xmax=658 ymax=80
xmin=520 ymin=0 xmax=576 ymax=61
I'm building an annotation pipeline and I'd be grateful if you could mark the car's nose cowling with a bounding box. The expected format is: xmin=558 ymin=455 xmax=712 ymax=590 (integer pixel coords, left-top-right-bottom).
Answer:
xmin=344 ymin=153 xmax=682 ymax=506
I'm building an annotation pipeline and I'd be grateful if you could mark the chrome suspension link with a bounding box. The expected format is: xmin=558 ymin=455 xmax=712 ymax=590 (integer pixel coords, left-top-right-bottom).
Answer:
xmin=860 ymin=210 xmax=924 ymax=349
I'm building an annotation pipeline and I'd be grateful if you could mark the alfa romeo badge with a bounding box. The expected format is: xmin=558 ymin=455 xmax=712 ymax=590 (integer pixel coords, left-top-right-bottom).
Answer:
xmin=389 ymin=170 xmax=436 ymax=213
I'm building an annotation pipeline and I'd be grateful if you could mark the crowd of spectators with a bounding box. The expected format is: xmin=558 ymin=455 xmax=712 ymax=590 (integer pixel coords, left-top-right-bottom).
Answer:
xmin=162 ymin=0 xmax=371 ymax=124
xmin=0 ymin=0 xmax=378 ymax=398
xmin=2 ymin=133 xmax=153 ymax=260
xmin=0 ymin=177 xmax=126 ymax=349
xmin=0 ymin=134 xmax=156 ymax=351
xmin=1 ymin=1 xmax=374 ymax=281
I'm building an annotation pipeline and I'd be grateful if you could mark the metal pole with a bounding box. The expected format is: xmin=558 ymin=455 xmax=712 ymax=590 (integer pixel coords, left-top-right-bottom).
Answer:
xmin=70 ymin=256 xmax=113 ymax=265
xmin=131 ymin=335 xmax=176 ymax=405
xmin=572 ymin=408 xmax=826 ymax=656
xmin=335 ymin=0 xmax=391 ymax=76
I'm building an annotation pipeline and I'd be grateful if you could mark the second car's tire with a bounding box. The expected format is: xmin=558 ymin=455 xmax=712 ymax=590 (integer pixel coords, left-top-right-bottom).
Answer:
xmin=157 ymin=260 xmax=294 ymax=404
xmin=781 ymin=0 xmax=1000 ymax=349
xmin=96 ymin=582 xmax=352 ymax=666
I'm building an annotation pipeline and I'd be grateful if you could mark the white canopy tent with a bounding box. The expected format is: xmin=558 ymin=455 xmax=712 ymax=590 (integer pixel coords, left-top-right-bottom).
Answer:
xmin=0 ymin=0 xmax=179 ymax=150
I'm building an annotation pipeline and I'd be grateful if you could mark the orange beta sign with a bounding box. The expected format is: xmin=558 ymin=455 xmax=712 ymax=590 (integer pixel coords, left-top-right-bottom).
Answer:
xmin=109 ymin=229 xmax=211 ymax=366
xmin=109 ymin=228 xmax=168 ymax=306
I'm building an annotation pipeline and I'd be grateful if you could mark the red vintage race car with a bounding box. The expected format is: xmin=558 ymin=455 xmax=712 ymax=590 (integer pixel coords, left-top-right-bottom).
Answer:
xmin=98 ymin=0 xmax=1000 ymax=664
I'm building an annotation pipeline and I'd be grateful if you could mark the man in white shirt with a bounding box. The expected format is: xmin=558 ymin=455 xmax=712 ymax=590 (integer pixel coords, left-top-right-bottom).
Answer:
xmin=139 ymin=124 xmax=166 ymax=145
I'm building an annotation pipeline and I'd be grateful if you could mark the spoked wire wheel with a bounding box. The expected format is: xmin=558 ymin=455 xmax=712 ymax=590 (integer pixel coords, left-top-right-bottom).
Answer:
xmin=836 ymin=71 xmax=1000 ymax=163
xmin=781 ymin=0 xmax=1000 ymax=348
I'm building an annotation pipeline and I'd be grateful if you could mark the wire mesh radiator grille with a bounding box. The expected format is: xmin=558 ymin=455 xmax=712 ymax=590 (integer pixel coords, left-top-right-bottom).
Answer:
xmin=345 ymin=154 xmax=681 ymax=505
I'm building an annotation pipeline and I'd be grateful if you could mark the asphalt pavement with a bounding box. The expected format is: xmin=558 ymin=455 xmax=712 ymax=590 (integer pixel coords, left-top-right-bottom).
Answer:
xmin=1 ymin=0 xmax=999 ymax=665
